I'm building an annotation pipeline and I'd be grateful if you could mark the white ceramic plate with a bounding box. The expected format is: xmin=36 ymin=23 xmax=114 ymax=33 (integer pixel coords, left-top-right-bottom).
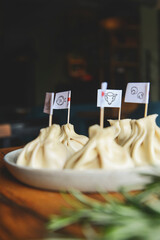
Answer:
xmin=3 ymin=149 xmax=157 ymax=192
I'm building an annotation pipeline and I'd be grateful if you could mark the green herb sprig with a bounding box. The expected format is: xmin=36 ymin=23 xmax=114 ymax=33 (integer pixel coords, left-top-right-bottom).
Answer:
xmin=47 ymin=173 xmax=160 ymax=240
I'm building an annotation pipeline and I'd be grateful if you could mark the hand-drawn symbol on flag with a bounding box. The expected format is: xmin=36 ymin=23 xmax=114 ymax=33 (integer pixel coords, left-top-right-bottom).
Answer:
xmin=56 ymin=96 xmax=66 ymax=106
xmin=131 ymin=86 xmax=144 ymax=100
xmin=137 ymin=92 xmax=144 ymax=99
xmin=104 ymin=92 xmax=117 ymax=105
xmin=131 ymin=86 xmax=138 ymax=95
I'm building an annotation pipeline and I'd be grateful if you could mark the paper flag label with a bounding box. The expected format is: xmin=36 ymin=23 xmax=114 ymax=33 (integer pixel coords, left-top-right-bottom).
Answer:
xmin=124 ymin=82 xmax=150 ymax=104
xmin=97 ymin=89 xmax=122 ymax=108
xmin=43 ymin=92 xmax=54 ymax=115
xmin=53 ymin=91 xmax=71 ymax=109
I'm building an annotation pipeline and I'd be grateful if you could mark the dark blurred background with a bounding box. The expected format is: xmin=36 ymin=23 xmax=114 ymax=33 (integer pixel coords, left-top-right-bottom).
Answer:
xmin=1 ymin=0 xmax=160 ymax=147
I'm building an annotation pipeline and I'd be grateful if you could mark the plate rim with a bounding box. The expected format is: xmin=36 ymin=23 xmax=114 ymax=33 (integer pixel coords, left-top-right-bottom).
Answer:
xmin=3 ymin=149 xmax=158 ymax=192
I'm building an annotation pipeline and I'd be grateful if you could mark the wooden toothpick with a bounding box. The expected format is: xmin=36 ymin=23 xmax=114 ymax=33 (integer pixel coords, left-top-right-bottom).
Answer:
xmin=118 ymin=107 xmax=121 ymax=120
xmin=144 ymin=103 xmax=148 ymax=118
xmin=49 ymin=113 xmax=52 ymax=127
xmin=100 ymin=107 xmax=104 ymax=128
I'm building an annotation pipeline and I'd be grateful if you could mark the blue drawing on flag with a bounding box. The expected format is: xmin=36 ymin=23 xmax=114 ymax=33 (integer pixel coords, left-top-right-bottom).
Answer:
xmin=104 ymin=92 xmax=117 ymax=105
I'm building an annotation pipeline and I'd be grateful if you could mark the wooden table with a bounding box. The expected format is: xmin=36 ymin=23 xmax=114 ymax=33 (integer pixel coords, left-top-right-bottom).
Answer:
xmin=0 ymin=146 xmax=123 ymax=240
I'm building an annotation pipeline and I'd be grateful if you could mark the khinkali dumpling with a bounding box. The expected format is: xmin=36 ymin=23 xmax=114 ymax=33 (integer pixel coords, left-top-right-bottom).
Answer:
xmin=16 ymin=124 xmax=88 ymax=169
xmin=109 ymin=114 xmax=160 ymax=166
xmin=64 ymin=124 xmax=134 ymax=170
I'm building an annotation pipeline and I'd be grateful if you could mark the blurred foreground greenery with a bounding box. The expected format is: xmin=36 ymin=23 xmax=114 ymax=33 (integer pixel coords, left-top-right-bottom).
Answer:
xmin=47 ymin=172 xmax=160 ymax=240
